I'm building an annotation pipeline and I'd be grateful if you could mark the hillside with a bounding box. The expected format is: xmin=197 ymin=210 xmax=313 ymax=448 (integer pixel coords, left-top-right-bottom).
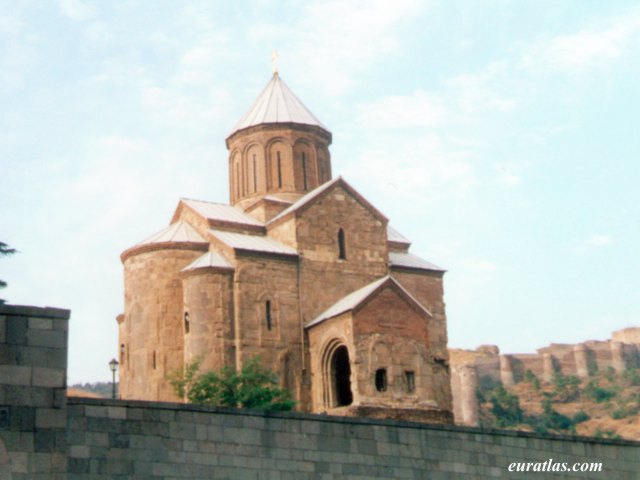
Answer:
xmin=477 ymin=367 xmax=640 ymax=440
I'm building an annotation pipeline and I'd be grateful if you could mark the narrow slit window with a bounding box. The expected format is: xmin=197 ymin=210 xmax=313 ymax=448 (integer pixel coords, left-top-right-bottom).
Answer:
xmin=338 ymin=228 xmax=346 ymax=260
xmin=277 ymin=152 xmax=282 ymax=188
xmin=252 ymin=155 xmax=257 ymax=192
xmin=375 ymin=368 xmax=387 ymax=392
xmin=405 ymin=371 xmax=415 ymax=393
xmin=152 ymin=351 xmax=157 ymax=370
xmin=266 ymin=300 xmax=272 ymax=331
xmin=184 ymin=312 xmax=190 ymax=334
xmin=301 ymin=152 xmax=308 ymax=190
xmin=120 ymin=343 xmax=126 ymax=366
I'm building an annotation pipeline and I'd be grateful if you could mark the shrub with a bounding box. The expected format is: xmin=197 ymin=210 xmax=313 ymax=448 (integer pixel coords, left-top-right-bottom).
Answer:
xmin=572 ymin=411 xmax=590 ymax=424
xmin=624 ymin=368 xmax=640 ymax=386
xmin=169 ymin=356 xmax=295 ymax=412
xmin=541 ymin=399 xmax=574 ymax=431
xmin=524 ymin=370 xmax=541 ymax=391
xmin=489 ymin=386 xmax=523 ymax=427
xmin=583 ymin=380 xmax=616 ymax=403
xmin=552 ymin=373 xmax=581 ymax=402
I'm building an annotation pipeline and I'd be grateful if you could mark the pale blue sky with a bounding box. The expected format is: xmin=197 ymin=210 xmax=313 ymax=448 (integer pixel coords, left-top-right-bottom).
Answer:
xmin=2 ymin=0 xmax=639 ymax=383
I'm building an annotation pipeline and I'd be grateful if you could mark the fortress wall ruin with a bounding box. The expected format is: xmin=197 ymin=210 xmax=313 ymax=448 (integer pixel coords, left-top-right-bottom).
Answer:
xmin=450 ymin=329 xmax=640 ymax=427
xmin=2 ymin=304 xmax=639 ymax=479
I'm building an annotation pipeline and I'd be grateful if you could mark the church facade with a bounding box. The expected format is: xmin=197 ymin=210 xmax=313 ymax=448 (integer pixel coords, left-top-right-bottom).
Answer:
xmin=117 ymin=73 xmax=453 ymax=423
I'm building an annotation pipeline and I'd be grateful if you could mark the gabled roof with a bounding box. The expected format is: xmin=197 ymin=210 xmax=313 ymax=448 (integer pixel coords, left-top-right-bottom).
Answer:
xmin=181 ymin=251 xmax=234 ymax=272
xmin=306 ymin=276 xmax=431 ymax=329
xmin=229 ymin=73 xmax=329 ymax=137
xmin=387 ymin=225 xmax=411 ymax=246
xmin=179 ymin=198 xmax=264 ymax=227
xmin=389 ymin=252 xmax=445 ymax=272
xmin=267 ymin=176 xmax=388 ymax=226
xmin=209 ymin=229 xmax=297 ymax=257
xmin=137 ymin=221 xmax=206 ymax=246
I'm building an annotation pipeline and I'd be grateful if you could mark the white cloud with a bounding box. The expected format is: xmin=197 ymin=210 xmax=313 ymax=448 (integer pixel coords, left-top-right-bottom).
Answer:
xmin=521 ymin=9 xmax=640 ymax=73
xmin=58 ymin=0 xmax=97 ymax=22
xmin=355 ymin=90 xmax=447 ymax=129
xmin=571 ymin=234 xmax=615 ymax=254
xmin=287 ymin=0 xmax=427 ymax=96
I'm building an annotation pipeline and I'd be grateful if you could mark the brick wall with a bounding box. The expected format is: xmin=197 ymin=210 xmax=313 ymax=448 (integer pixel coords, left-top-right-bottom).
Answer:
xmin=66 ymin=397 xmax=639 ymax=479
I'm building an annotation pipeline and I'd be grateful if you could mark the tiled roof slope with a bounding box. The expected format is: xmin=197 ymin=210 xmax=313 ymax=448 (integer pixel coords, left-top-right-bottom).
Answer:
xmin=229 ymin=73 xmax=329 ymax=136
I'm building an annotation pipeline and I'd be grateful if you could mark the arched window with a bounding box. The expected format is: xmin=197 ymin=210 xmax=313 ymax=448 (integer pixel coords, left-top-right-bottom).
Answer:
xmin=301 ymin=152 xmax=308 ymax=190
xmin=338 ymin=228 xmax=346 ymax=260
xmin=252 ymin=154 xmax=257 ymax=192
xmin=375 ymin=368 xmax=387 ymax=392
xmin=405 ymin=371 xmax=415 ymax=393
xmin=184 ymin=312 xmax=190 ymax=334
xmin=265 ymin=300 xmax=272 ymax=331
xmin=277 ymin=151 xmax=283 ymax=188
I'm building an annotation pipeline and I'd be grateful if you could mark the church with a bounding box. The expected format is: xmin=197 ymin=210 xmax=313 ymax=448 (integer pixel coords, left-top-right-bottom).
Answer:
xmin=117 ymin=70 xmax=453 ymax=424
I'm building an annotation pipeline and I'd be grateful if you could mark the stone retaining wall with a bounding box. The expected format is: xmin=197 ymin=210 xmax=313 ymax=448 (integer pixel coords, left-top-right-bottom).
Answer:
xmin=65 ymin=397 xmax=639 ymax=479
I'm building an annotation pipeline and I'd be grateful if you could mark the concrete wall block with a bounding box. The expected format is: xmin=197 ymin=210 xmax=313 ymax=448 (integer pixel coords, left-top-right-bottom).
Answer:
xmin=17 ymin=346 xmax=67 ymax=370
xmin=26 ymin=329 xmax=66 ymax=349
xmin=32 ymin=367 xmax=65 ymax=388
xmin=28 ymin=318 xmax=53 ymax=331
xmin=0 ymin=365 xmax=32 ymax=386
xmin=6 ymin=317 xmax=28 ymax=345
xmin=107 ymin=406 xmax=127 ymax=420
xmin=0 ymin=316 xmax=5 ymax=343
xmin=8 ymin=451 xmax=28 ymax=473
xmin=35 ymin=408 xmax=66 ymax=429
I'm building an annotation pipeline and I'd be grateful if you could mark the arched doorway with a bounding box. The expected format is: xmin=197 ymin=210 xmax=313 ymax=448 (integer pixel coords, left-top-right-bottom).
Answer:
xmin=331 ymin=346 xmax=352 ymax=406
xmin=321 ymin=341 xmax=353 ymax=408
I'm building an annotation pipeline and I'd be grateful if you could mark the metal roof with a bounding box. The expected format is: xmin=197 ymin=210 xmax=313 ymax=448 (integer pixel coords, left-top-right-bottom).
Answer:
xmin=307 ymin=275 xmax=431 ymax=328
xmin=209 ymin=229 xmax=297 ymax=256
xmin=387 ymin=225 xmax=411 ymax=245
xmin=182 ymin=199 xmax=264 ymax=227
xmin=267 ymin=177 xmax=342 ymax=224
xmin=181 ymin=251 xmax=234 ymax=272
xmin=229 ymin=73 xmax=329 ymax=136
xmin=389 ymin=252 xmax=445 ymax=272
xmin=137 ymin=221 xmax=205 ymax=246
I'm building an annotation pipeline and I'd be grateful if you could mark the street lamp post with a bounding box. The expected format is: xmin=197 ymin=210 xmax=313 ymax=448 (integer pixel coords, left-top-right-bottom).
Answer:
xmin=109 ymin=358 xmax=119 ymax=399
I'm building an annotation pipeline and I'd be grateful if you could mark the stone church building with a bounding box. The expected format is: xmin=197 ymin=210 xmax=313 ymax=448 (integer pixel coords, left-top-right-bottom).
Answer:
xmin=117 ymin=72 xmax=453 ymax=423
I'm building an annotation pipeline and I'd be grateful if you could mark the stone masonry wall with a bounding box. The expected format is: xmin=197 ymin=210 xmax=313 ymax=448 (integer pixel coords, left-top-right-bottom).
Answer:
xmin=2 ymin=303 xmax=640 ymax=478
xmin=0 ymin=304 xmax=70 ymax=480
xmin=65 ymin=397 xmax=640 ymax=479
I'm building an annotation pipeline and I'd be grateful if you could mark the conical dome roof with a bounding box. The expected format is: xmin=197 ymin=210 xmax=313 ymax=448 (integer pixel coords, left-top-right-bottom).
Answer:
xmin=229 ymin=73 xmax=329 ymax=137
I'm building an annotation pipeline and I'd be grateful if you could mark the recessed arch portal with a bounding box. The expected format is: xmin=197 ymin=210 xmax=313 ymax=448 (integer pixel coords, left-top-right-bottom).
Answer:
xmin=321 ymin=339 xmax=353 ymax=408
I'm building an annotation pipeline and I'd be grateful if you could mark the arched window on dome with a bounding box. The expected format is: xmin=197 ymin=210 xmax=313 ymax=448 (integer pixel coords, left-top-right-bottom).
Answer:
xmin=338 ymin=228 xmax=346 ymax=260
xmin=301 ymin=152 xmax=308 ymax=190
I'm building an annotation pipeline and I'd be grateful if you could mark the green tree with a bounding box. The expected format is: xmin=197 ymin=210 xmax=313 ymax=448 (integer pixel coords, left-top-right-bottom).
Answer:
xmin=552 ymin=373 xmax=581 ymax=402
xmin=169 ymin=356 xmax=295 ymax=412
xmin=0 ymin=242 xmax=17 ymax=303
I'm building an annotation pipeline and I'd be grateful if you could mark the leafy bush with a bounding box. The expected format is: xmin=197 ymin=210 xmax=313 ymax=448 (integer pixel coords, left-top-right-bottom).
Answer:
xmin=489 ymin=386 xmax=523 ymax=427
xmin=524 ymin=370 xmax=540 ymax=391
xmin=169 ymin=356 xmax=295 ymax=412
xmin=623 ymin=368 xmax=640 ymax=387
xmin=583 ymin=380 xmax=616 ymax=403
xmin=540 ymin=399 xmax=574 ymax=431
xmin=552 ymin=373 xmax=581 ymax=402
xmin=572 ymin=410 xmax=590 ymax=424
